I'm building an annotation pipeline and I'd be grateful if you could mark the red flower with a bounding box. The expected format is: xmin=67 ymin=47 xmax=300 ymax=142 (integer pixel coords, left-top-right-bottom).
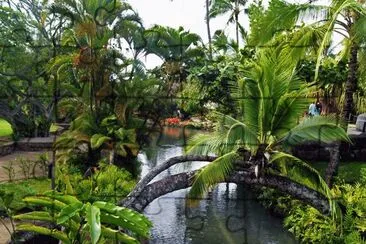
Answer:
xmin=165 ymin=117 xmax=180 ymax=125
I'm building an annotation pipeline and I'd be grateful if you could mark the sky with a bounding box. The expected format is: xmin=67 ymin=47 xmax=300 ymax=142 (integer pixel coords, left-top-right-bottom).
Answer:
xmin=127 ymin=0 xmax=245 ymax=68
xmin=127 ymin=0 xmax=342 ymax=68
xmin=128 ymin=0 xmax=243 ymax=43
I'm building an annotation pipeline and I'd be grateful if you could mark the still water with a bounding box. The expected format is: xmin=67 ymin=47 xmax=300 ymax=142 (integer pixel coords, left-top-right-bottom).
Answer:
xmin=138 ymin=127 xmax=296 ymax=244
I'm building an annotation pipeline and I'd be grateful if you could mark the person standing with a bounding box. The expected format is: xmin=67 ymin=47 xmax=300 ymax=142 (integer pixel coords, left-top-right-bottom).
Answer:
xmin=308 ymin=102 xmax=316 ymax=116
xmin=316 ymin=101 xmax=322 ymax=115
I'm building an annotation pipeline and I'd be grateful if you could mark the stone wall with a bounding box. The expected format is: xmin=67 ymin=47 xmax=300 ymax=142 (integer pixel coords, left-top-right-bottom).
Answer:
xmin=292 ymin=134 xmax=366 ymax=162
xmin=16 ymin=136 xmax=55 ymax=151
xmin=0 ymin=142 xmax=15 ymax=156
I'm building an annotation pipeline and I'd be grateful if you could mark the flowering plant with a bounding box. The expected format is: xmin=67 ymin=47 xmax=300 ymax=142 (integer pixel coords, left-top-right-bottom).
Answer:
xmin=165 ymin=117 xmax=180 ymax=125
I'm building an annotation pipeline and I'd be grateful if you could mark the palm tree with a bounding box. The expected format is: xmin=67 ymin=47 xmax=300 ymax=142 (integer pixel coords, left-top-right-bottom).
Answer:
xmin=186 ymin=49 xmax=350 ymax=208
xmin=248 ymin=0 xmax=366 ymax=186
xmin=144 ymin=25 xmax=202 ymax=95
xmin=50 ymin=0 xmax=142 ymax=116
xmin=209 ymin=0 xmax=248 ymax=48
xmin=205 ymin=0 xmax=213 ymax=59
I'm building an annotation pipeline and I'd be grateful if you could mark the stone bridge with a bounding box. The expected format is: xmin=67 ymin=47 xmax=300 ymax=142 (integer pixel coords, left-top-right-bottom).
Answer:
xmin=119 ymin=155 xmax=331 ymax=215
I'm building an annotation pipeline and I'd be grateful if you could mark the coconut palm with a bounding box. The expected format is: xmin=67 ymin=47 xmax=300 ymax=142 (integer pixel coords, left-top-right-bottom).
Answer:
xmin=248 ymin=0 xmax=366 ymax=185
xmin=186 ymin=49 xmax=350 ymax=208
xmin=209 ymin=0 xmax=248 ymax=48
xmin=144 ymin=25 xmax=203 ymax=95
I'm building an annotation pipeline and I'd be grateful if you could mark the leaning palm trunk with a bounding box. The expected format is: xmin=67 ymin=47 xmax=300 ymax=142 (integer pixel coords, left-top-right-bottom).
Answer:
xmin=325 ymin=42 xmax=358 ymax=186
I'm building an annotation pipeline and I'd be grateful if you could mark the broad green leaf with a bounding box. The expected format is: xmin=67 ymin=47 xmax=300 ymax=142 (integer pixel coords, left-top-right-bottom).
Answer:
xmin=101 ymin=115 xmax=118 ymax=127
xmin=14 ymin=211 xmax=54 ymax=222
xmin=43 ymin=191 xmax=82 ymax=205
xmin=16 ymin=224 xmax=71 ymax=244
xmin=22 ymin=196 xmax=66 ymax=211
xmin=101 ymin=226 xmax=139 ymax=244
xmin=100 ymin=212 xmax=149 ymax=238
xmin=14 ymin=211 xmax=79 ymax=231
xmin=94 ymin=201 xmax=152 ymax=235
xmin=90 ymin=134 xmax=111 ymax=149
xmin=86 ymin=203 xmax=101 ymax=244
xmin=57 ymin=202 xmax=84 ymax=224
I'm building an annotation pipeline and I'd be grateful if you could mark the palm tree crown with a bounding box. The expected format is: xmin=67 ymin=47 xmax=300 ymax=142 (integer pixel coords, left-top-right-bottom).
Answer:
xmin=187 ymin=48 xmax=350 ymax=204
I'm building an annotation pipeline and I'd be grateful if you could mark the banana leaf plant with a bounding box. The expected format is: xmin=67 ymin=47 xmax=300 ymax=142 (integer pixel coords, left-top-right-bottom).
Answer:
xmin=55 ymin=113 xmax=140 ymax=165
xmin=14 ymin=191 xmax=152 ymax=244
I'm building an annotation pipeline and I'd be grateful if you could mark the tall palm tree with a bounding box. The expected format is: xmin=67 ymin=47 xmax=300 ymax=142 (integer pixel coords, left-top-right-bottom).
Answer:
xmin=248 ymin=0 xmax=366 ymax=186
xmin=50 ymin=0 xmax=142 ymax=116
xmin=186 ymin=49 xmax=350 ymax=208
xmin=144 ymin=25 xmax=202 ymax=95
xmin=209 ymin=0 xmax=247 ymax=48
xmin=205 ymin=0 xmax=213 ymax=59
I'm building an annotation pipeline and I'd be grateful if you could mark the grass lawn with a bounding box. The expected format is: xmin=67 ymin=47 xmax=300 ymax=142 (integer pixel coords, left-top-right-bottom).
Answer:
xmin=0 ymin=178 xmax=50 ymax=211
xmin=310 ymin=161 xmax=366 ymax=183
xmin=0 ymin=119 xmax=12 ymax=138
xmin=0 ymin=119 xmax=61 ymax=138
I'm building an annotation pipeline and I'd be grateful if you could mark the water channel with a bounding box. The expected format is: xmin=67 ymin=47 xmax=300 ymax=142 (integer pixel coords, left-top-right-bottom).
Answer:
xmin=138 ymin=127 xmax=296 ymax=244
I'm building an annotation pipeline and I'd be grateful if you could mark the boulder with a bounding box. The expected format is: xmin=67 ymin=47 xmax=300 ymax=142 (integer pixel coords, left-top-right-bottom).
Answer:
xmin=356 ymin=113 xmax=366 ymax=132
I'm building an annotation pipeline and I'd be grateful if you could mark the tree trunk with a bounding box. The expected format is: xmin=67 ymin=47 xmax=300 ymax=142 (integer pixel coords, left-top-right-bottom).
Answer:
xmin=206 ymin=0 xmax=213 ymax=59
xmin=235 ymin=0 xmax=239 ymax=49
xmin=120 ymin=155 xmax=252 ymax=207
xmin=122 ymin=170 xmax=331 ymax=215
xmin=343 ymin=42 xmax=358 ymax=122
xmin=325 ymin=41 xmax=358 ymax=187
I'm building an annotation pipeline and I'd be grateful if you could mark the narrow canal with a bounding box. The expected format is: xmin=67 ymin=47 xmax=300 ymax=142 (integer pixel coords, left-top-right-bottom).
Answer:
xmin=138 ymin=127 xmax=296 ymax=244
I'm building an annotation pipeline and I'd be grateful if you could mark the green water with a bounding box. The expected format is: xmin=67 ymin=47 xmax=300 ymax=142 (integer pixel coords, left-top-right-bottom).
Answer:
xmin=138 ymin=127 xmax=296 ymax=243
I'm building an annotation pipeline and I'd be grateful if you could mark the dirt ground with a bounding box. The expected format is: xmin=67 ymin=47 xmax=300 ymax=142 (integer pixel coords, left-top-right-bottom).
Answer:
xmin=0 ymin=151 xmax=52 ymax=243
xmin=0 ymin=151 xmax=52 ymax=182
xmin=0 ymin=218 xmax=14 ymax=244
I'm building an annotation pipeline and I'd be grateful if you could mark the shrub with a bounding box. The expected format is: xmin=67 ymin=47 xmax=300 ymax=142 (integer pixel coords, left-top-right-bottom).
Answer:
xmin=56 ymin=162 xmax=136 ymax=204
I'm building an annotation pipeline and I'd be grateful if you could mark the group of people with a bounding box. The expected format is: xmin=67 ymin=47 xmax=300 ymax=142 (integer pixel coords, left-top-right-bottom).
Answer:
xmin=308 ymin=101 xmax=322 ymax=117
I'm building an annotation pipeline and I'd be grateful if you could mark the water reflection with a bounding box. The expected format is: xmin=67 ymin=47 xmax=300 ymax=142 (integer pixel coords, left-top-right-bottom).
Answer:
xmin=138 ymin=127 xmax=296 ymax=244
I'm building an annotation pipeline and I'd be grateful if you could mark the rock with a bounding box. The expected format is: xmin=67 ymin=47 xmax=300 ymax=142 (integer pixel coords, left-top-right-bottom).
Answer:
xmin=356 ymin=113 xmax=366 ymax=132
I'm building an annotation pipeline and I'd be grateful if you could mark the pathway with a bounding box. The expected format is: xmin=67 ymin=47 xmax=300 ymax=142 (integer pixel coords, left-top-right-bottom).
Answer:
xmin=0 ymin=151 xmax=51 ymax=182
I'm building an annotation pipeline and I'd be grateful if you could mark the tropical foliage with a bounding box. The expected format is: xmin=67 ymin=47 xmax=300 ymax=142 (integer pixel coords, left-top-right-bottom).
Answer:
xmin=186 ymin=48 xmax=350 ymax=211
xmin=14 ymin=192 xmax=152 ymax=244
xmin=2 ymin=0 xmax=366 ymax=242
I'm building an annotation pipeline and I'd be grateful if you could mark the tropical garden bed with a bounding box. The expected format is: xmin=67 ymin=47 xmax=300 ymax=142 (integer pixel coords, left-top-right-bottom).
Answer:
xmin=1 ymin=0 xmax=366 ymax=242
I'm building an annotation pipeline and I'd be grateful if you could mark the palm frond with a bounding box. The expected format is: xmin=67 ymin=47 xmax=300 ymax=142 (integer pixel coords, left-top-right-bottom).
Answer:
xmin=269 ymin=151 xmax=337 ymax=216
xmin=186 ymin=132 xmax=228 ymax=156
xmin=280 ymin=24 xmax=327 ymax=64
xmin=271 ymin=89 xmax=310 ymax=138
xmin=249 ymin=0 xmax=328 ymax=45
xmin=189 ymin=151 xmax=238 ymax=199
xmin=214 ymin=111 xmax=259 ymax=153
xmin=280 ymin=115 xmax=351 ymax=147
xmin=314 ymin=0 xmax=366 ymax=81
xmin=209 ymin=0 xmax=233 ymax=18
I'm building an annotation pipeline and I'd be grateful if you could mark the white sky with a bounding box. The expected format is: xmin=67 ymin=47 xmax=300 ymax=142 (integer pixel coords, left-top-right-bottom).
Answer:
xmin=127 ymin=0 xmax=342 ymax=68
xmin=128 ymin=0 xmax=246 ymax=68
xmin=128 ymin=0 xmax=245 ymax=42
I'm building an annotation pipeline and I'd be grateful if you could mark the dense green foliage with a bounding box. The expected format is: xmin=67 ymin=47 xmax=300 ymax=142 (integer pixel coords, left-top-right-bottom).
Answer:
xmin=2 ymin=0 xmax=366 ymax=242
xmin=186 ymin=48 xmax=349 ymax=207
xmin=56 ymin=163 xmax=136 ymax=204
xmin=14 ymin=192 xmax=152 ymax=243
xmin=0 ymin=178 xmax=50 ymax=211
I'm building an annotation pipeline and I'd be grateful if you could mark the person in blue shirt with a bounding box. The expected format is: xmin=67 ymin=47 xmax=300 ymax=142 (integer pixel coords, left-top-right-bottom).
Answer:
xmin=308 ymin=102 xmax=316 ymax=116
